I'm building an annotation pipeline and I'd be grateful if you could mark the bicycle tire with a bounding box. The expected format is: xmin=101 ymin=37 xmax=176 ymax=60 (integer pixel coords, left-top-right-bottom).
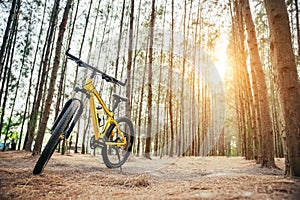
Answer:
xmin=33 ymin=100 xmax=80 ymax=175
xmin=102 ymin=116 xmax=134 ymax=168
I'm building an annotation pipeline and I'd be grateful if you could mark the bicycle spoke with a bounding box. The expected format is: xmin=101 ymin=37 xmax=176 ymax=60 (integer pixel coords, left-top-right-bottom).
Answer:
xmin=102 ymin=117 xmax=134 ymax=168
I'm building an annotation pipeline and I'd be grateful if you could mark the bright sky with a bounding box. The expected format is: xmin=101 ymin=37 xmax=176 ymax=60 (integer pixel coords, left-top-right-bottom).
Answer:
xmin=214 ymin=35 xmax=229 ymax=78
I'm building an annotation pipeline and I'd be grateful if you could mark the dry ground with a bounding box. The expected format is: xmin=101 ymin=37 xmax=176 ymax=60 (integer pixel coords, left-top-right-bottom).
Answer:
xmin=0 ymin=151 xmax=300 ymax=199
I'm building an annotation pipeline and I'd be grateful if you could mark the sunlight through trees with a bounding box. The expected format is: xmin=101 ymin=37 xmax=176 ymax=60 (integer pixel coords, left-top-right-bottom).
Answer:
xmin=0 ymin=0 xmax=299 ymax=177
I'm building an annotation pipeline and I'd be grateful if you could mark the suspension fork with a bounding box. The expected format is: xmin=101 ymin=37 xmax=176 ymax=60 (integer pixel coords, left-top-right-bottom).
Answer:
xmin=50 ymin=98 xmax=84 ymax=139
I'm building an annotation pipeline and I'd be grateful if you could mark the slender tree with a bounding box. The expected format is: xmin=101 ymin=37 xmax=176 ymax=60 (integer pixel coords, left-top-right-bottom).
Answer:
xmin=168 ymin=0 xmax=174 ymax=157
xmin=154 ymin=1 xmax=167 ymax=156
xmin=145 ymin=0 xmax=155 ymax=159
xmin=136 ymin=57 xmax=147 ymax=156
xmin=3 ymin=7 xmax=33 ymax=150
xmin=126 ymin=0 xmax=135 ymax=118
xmin=241 ymin=0 xmax=276 ymax=167
xmin=0 ymin=0 xmax=21 ymax=138
xmin=19 ymin=0 xmax=48 ymax=150
xmin=131 ymin=0 xmax=142 ymax=155
xmin=25 ymin=0 xmax=61 ymax=151
xmin=192 ymin=0 xmax=201 ymax=156
xmin=180 ymin=0 xmax=187 ymax=156
xmin=0 ymin=0 xmax=17 ymax=79
xmin=1 ymin=1 xmax=20 ymax=149
xmin=114 ymin=0 xmax=126 ymax=80
xmin=79 ymin=0 xmax=93 ymax=154
xmin=33 ymin=0 xmax=73 ymax=155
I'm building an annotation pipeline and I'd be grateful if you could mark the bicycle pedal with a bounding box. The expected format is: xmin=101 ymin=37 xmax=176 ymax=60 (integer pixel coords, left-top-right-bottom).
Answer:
xmin=90 ymin=136 xmax=105 ymax=149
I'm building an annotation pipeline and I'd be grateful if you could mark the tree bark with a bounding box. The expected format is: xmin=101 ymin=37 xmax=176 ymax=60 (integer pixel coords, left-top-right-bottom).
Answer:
xmin=136 ymin=38 xmax=148 ymax=157
xmin=242 ymin=0 xmax=276 ymax=167
xmin=180 ymin=0 xmax=187 ymax=156
xmin=33 ymin=0 xmax=72 ymax=155
xmin=168 ymin=0 xmax=174 ymax=157
xmin=1 ymin=3 xmax=19 ymax=150
xmin=145 ymin=0 xmax=155 ymax=159
xmin=19 ymin=0 xmax=48 ymax=150
xmin=24 ymin=0 xmax=60 ymax=151
xmin=0 ymin=0 xmax=17 ymax=77
xmin=126 ymin=0 xmax=135 ymax=118
xmin=264 ymin=0 xmax=300 ymax=176
xmin=114 ymin=0 xmax=126 ymax=80
xmin=4 ymin=8 xmax=32 ymax=150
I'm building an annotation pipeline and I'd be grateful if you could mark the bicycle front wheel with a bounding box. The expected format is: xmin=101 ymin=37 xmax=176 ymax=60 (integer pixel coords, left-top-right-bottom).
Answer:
xmin=102 ymin=117 xmax=134 ymax=168
xmin=33 ymin=100 xmax=80 ymax=175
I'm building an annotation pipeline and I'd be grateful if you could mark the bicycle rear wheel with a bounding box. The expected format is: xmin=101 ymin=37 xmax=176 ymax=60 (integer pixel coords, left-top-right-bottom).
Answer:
xmin=102 ymin=117 xmax=134 ymax=168
xmin=33 ymin=100 xmax=80 ymax=175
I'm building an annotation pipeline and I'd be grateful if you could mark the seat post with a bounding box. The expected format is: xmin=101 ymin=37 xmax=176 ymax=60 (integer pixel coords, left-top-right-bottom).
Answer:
xmin=111 ymin=93 xmax=128 ymax=112
xmin=112 ymin=98 xmax=121 ymax=113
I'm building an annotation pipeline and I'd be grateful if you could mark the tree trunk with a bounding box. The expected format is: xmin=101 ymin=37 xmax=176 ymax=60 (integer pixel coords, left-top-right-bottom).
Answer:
xmin=1 ymin=4 xmax=19 ymax=150
xmin=230 ymin=0 xmax=247 ymax=157
xmin=79 ymin=0 xmax=93 ymax=155
xmin=126 ymin=0 xmax=135 ymax=118
xmin=0 ymin=0 xmax=20 ymax=141
xmin=264 ymin=0 xmax=300 ymax=176
xmin=114 ymin=0 xmax=126 ymax=80
xmin=192 ymin=0 xmax=201 ymax=157
xmin=55 ymin=0 xmax=77 ymax=154
xmin=32 ymin=0 xmax=72 ymax=155
xmin=19 ymin=0 xmax=48 ymax=150
xmin=242 ymin=0 xmax=276 ymax=167
xmin=4 ymin=8 xmax=32 ymax=150
xmin=145 ymin=0 xmax=155 ymax=159
xmin=0 ymin=0 xmax=17 ymax=78
xmin=24 ymin=0 xmax=60 ymax=151
xmin=168 ymin=0 xmax=174 ymax=157
xmin=130 ymin=0 xmax=142 ymax=143
xmin=136 ymin=49 xmax=147 ymax=156
xmin=180 ymin=0 xmax=187 ymax=156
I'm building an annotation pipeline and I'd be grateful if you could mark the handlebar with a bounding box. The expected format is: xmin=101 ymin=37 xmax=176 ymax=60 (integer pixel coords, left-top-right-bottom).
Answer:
xmin=66 ymin=48 xmax=127 ymax=86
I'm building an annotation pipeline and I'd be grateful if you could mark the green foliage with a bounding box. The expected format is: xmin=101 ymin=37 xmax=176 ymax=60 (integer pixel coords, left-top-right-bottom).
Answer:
xmin=8 ymin=130 xmax=19 ymax=142
xmin=0 ymin=113 xmax=22 ymax=140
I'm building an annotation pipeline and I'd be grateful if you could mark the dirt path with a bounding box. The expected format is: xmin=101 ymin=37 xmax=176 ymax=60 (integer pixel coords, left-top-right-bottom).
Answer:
xmin=0 ymin=151 xmax=299 ymax=199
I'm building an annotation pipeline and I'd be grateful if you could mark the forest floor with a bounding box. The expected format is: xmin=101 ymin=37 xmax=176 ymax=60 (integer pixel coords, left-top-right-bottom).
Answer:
xmin=0 ymin=151 xmax=300 ymax=199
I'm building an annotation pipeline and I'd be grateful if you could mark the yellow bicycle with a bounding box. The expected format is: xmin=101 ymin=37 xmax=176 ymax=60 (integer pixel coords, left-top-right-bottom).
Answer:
xmin=33 ymin=49 xmax=134 ymax=175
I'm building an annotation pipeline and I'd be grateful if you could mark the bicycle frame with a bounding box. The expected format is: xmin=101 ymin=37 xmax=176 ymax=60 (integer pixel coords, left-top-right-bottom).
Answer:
xmin=33 ymin=49 xmax=132 ymax=175
xmin=83 ymin=77 xmax=127 ymax=146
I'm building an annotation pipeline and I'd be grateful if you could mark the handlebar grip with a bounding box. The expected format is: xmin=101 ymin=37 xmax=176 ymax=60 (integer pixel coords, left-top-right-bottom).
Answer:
xmin=111 ymin=76 xmax=127 ymax=86
xmin=102 ymin=74 xmax=127 ymax=86
xmin=66 ymin=48 xmax=80 ymax=61
xmin=118 ymin=79 xmax=127 ymax=86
